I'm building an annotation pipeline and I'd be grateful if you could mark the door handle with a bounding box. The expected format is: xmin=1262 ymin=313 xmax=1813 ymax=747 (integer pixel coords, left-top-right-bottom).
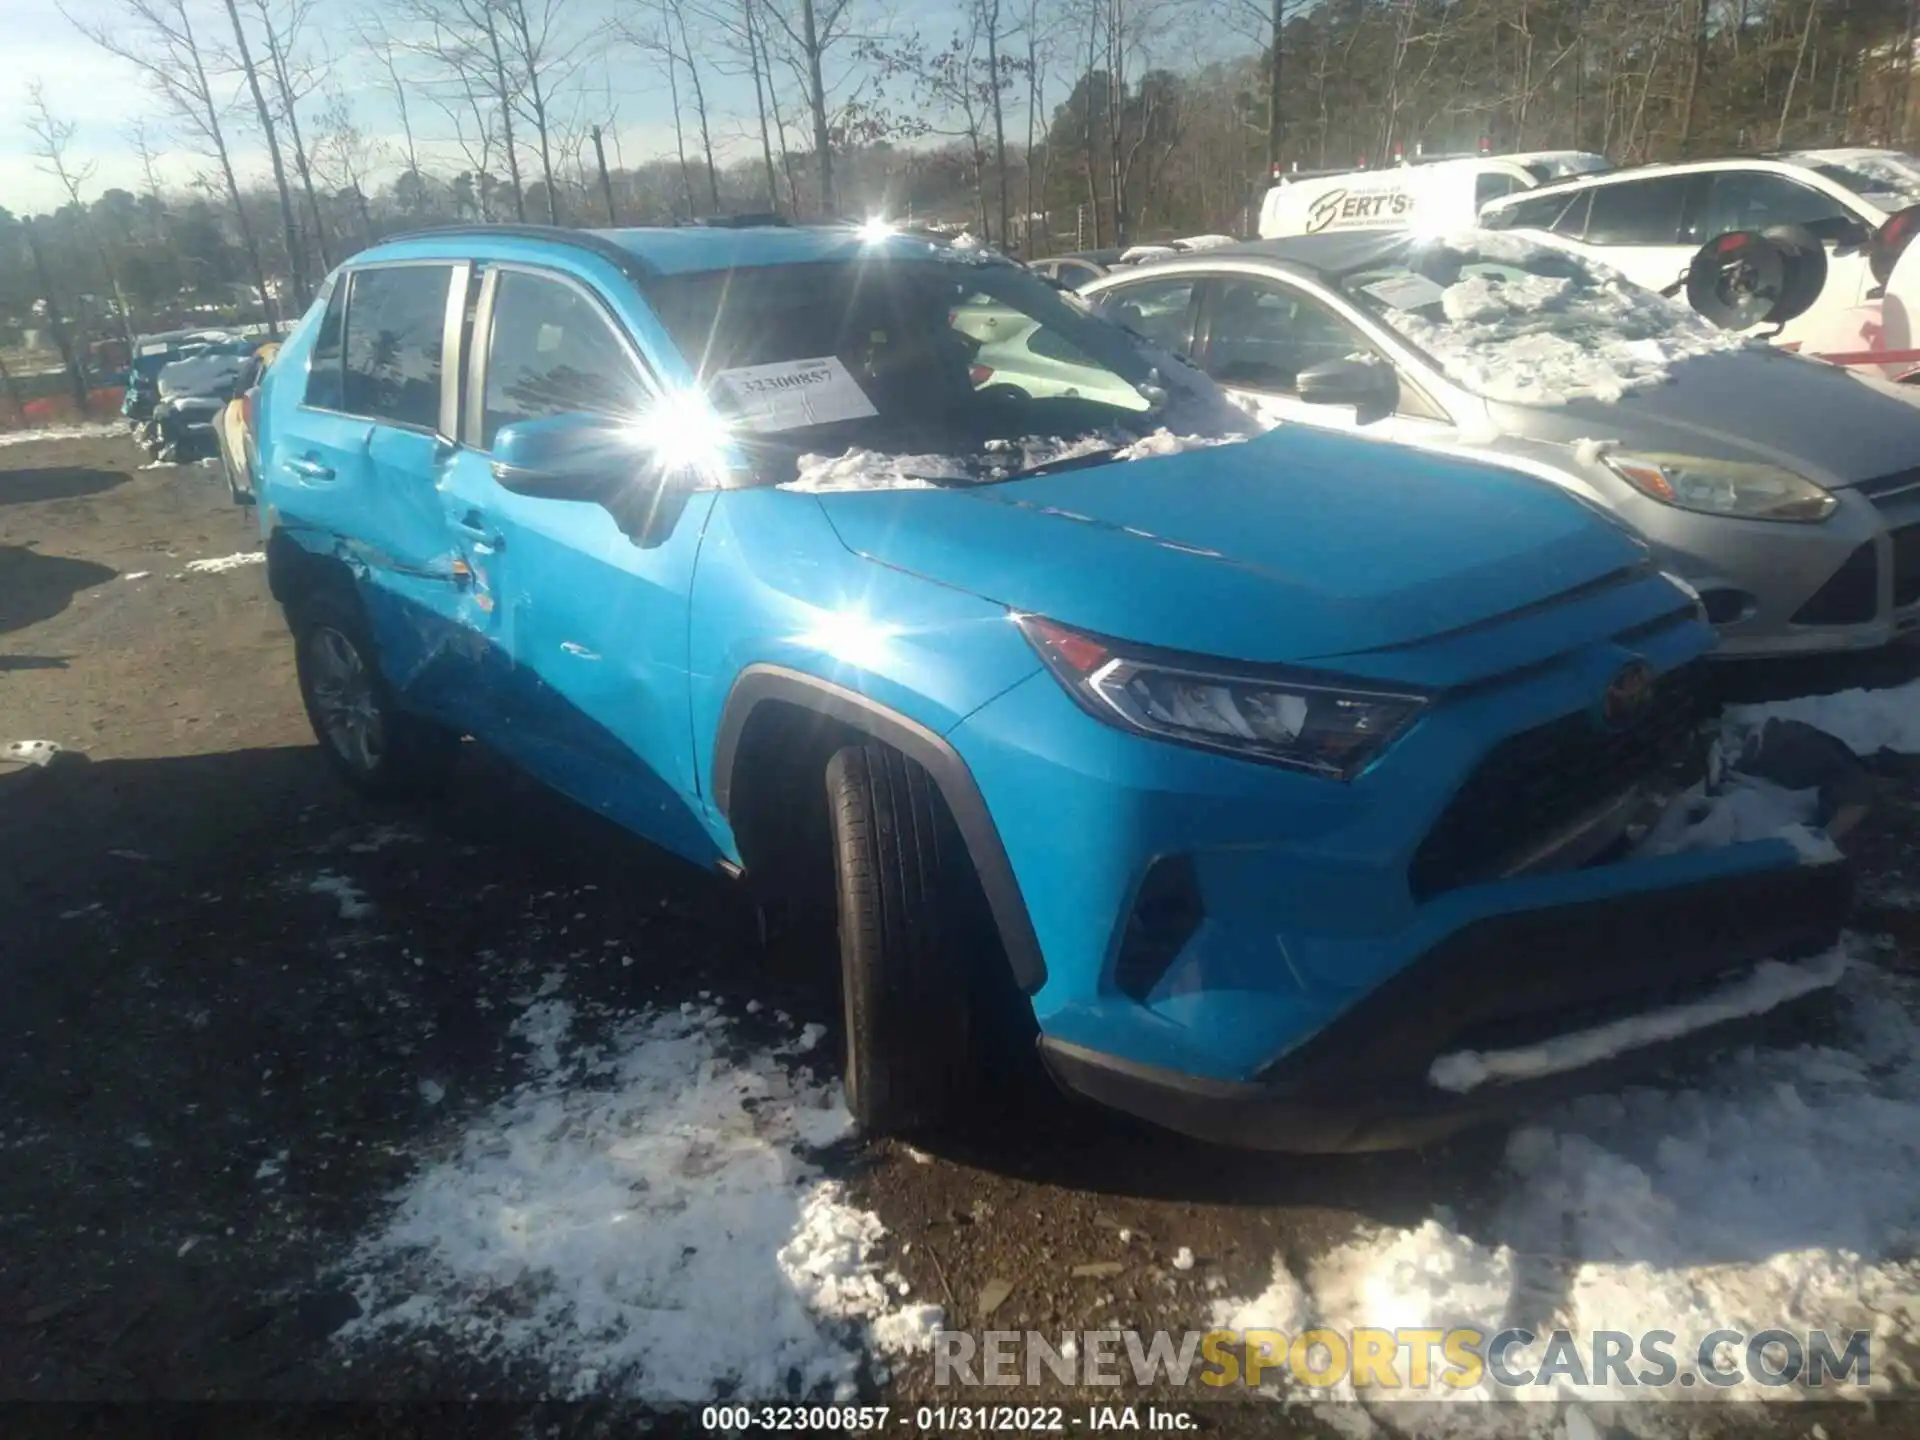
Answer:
xmin=455 ymin=513 xmax=505 ymax=550
xmin=286 ymin=455 xmax=334 ymax=480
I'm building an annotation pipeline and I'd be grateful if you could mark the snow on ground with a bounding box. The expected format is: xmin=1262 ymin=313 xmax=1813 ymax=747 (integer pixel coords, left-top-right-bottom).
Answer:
xmin=1729 ymin=680 xmax=1920 ymax=758
xmin=306 ymin=872 xmax=373 ymax=921
xmin=336 ymin=994 xmax=941 ymax=1402
xmin=1633 ymin=773 xmax=1840 ymax=864
xmin=0 ymin=422 xmax=125 ymax=448
xmin=1213 ymin=958 xmax=1920 ymax=1433
xmin=182 ymin=550 xmax=266 ymax=575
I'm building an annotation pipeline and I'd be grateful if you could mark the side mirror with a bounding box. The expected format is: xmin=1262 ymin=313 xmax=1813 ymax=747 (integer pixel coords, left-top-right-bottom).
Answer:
xmin=1806 ymin=214 xmax=1872 ymax=249
xmin=491 ymin=412 xmax=691 ymax=547
xmin=1295 ymin=357 xmax=1398 ymax=420
xmin=491 ymin=412 xmax=654 ymax=503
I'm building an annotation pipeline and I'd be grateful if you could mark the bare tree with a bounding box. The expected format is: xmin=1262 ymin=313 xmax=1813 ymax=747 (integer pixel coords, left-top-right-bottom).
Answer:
xmin=66 ymin=0 xmax=280 ymax=332
xmin=24 ymin=81 xmax=136 ymax=344
xmin=496 ymin=0 xmax=588 ymax=222
xmin=671 ymin=0 xmax=725 ymax=211
xmin=249 ymin=0 xmax=332 ymax=270
xmin=761 ymin=0 xmax=867 ymax=212
xmin=625 ymin=1 xmax=701 ymax=215
xmin=393 ymin=0 xmax=530 ymax=220
xmin=219 ymin=0 xmax=309 ymax=307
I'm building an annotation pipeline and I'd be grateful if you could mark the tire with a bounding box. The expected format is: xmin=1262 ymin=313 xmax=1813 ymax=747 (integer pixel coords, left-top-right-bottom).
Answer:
xmin=1759 ymin=224 xmax=1828 ymax=327
xmin=291 ymin=590 xmax=459 ymax=798
xmin=826 ymin=743 xmax=978 ymax=1136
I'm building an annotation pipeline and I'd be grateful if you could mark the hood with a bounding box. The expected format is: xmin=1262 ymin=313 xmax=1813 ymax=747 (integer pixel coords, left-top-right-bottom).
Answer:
xmin=815 ymin=427 xmax=1647 ymax=665
xmin=157 ymin=352 xmax=246 ymax=400
xmin=1486 ymin=348 xmax=1920 ymax=487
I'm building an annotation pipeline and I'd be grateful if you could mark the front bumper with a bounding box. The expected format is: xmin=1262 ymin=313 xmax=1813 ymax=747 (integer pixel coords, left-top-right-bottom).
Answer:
xmin=1626 ymin=482 xmax=1920 ymax=659
xmin=1040 ymin=860 xmax=1850 ymax=1151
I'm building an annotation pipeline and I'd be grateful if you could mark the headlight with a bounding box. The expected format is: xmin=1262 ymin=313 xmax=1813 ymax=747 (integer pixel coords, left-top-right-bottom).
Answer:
xmin=1602 ymin=452 xmax=1836 ymax=523
xmin=1017 ymin=615 xmax=1427 ymax=780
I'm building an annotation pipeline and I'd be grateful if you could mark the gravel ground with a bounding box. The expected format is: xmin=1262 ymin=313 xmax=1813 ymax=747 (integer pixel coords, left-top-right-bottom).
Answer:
xmin=3 ymin=430 xmax=1918 ymax=1439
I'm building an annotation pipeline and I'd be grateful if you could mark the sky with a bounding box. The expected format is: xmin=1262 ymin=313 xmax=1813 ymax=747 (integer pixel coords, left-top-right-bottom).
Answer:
xmin=0 ymin=0 xmax=821 ymax=216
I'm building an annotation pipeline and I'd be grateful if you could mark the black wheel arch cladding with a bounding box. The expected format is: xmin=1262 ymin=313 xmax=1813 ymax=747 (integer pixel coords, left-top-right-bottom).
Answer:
xmin=712 ymin=664 xmax=1048 ymax=992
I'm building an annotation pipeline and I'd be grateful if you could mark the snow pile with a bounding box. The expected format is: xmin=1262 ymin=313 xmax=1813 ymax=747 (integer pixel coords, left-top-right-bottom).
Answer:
xmin=0 ymin=422 xmax=125 ymax=448
xmin=1215 ymin=960 xmax=1920 ymax=1422
xmin=1633 ymin=773 xmax=1840 ymax=864
xmin=785 ymin=450 xmax=955 ymax=492
xmin=1378 ymin=230 xmax=1751 ymax=406
xmin=784 ymin=430 xmax=1245 ymax=492
xmin=307 ymin=872 xmax=373 ymax=921
xmin=1427 ymin=947 xmax=1850 ymax=1093
xmin=337 ymin=996 xmax=942 ymax=1401
xmin=183 ymin=550 xmax=265 ymax=575
xmin=1729 ymin=679 xmax=1920 ymax=758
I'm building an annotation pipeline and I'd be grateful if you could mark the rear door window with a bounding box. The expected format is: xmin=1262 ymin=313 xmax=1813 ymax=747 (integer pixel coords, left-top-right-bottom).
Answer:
xmin=340 ymin=264 xmax=455 ymax=431
xmin=1696 ymin=171 xmax=1856 ymax=238
xmin=1581 ymin=176 xmax=1692 ymax=245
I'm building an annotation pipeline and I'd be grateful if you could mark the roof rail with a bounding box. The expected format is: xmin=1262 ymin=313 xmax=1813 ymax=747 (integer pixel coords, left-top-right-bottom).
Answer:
xmin=375 ymin=222 xmax=659 ymax=279
xmin=682 ymin=211 xmax=790 ymax=228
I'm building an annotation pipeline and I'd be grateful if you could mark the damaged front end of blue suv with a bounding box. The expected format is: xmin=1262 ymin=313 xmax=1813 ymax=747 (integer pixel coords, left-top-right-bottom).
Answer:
xmin=253 ymin=223 xmax=1849 ymax=1151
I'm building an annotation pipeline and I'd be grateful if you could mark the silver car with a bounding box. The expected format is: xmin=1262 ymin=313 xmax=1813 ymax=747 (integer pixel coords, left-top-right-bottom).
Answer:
xmin=1079 ymin=231 xmax=1920 ymax=658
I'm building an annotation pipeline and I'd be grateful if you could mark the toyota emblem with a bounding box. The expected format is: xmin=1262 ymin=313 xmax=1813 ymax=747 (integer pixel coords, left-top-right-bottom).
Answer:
xmin=1601 ymin=661 xmax=1656 ymax=730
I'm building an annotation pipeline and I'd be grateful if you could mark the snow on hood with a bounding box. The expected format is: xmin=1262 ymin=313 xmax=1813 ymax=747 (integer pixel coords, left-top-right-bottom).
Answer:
xmin=1791 ymin=148 xmax=1920 ymax=210
xmin=780 ymin=429 xmax=1246 ymax=493
xmin=336 ymin=994 xmax=941 ymax=1400
xmin=1350 ymin=228 xmax=1753 ymax=406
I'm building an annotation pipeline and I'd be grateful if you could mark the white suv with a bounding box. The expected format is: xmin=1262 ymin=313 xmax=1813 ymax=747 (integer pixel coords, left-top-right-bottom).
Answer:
xmin=1478 ymin=150 xmax=1920 ymax=354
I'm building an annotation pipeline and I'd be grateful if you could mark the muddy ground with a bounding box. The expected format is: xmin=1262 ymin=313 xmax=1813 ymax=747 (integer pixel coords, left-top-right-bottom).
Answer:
xmin=2 ymin=431 xmax=1917 ymax=1438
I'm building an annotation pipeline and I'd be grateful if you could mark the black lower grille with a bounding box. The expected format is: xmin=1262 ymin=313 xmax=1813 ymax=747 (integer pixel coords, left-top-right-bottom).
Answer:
xmin=1408 ymin=660 xmax=1708 ymax=901
xmin=1792 ymin=542 xmax=1879 ymax=626
xmin=1893 ymin=525 xmax=1920 ymax=609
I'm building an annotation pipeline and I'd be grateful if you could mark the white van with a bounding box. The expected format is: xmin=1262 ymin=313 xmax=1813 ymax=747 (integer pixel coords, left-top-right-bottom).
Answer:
xmin=1257 ymin=156 xmax=1543 ymax=239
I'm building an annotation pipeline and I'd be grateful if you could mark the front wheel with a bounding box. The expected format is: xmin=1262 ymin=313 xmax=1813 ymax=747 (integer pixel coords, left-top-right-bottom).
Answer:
xmin=291 ymin=592 xmax=458 ymax=798
xmin=826 ymin=743 xmax=979 ymax=1136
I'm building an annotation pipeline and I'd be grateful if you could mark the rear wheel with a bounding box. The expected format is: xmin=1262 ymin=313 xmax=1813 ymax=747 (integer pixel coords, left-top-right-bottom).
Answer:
xmin=291 ymin=591 xmax=458 ymax=798
xmin=826 ymin=743 xmax=980 ymax=1136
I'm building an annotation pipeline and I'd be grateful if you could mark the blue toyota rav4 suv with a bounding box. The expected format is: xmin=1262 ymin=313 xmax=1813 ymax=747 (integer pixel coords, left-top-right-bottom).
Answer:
xmin=253 ymin=222 xmax=1846 ymax=1151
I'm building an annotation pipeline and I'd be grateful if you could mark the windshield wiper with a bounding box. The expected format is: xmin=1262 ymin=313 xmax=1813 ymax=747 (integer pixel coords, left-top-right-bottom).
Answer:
xmin=993 ymin=446 xmax=1122 ymax=482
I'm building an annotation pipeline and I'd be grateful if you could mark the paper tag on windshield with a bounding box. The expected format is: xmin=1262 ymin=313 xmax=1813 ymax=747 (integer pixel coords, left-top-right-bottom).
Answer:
xmin=1360 ymin=274 xmax=1447 ymax=311
xmin=712 ymin=356 xmax=879 ymax=433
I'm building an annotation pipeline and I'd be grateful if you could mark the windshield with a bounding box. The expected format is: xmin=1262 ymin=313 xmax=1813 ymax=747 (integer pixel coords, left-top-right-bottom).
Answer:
xmin=640 ymin=255 xmax=1254 ymax=488
xmin=1337 ymin=232 xmax=1750 ymax=406
xmin=1805 ymin=154 xmax=1920 ymax=209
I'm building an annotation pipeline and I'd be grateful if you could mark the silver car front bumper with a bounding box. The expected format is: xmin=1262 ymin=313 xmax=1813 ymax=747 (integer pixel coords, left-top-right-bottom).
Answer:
xmin=1620 ymin=480 xmax=1920 ymax=659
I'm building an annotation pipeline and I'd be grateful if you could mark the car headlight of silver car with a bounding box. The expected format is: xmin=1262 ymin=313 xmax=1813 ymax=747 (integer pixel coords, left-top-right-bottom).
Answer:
xmin=1603 ymin=452 xmax=1837 ymax=523
xmin=1017 ymin=615 xmax=1427 ymax=779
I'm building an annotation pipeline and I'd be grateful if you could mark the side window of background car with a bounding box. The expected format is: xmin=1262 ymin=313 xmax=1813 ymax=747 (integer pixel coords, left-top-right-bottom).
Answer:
xmin=304 ymin=278 xmax=348 ymax=411
xmin=1696 ymin=172 xmax=1855 ymax=240
xmin=340 ymin=265 xmax=454 ymax=430
xmin=1580 ymin=175 xmax=1692 ymax=245
xmin=1093 ymin=278 xmax=1198 ymax=355
xmin=482 ymin=270 xmax=649 ymax=449
xmin=1476 ymin=172 xmax=1528 ymax=210
xmin=1483 ymin=189 xmax=1584 ymax=233
xmin=1204 ymin=283 xmax=1366 ymax=393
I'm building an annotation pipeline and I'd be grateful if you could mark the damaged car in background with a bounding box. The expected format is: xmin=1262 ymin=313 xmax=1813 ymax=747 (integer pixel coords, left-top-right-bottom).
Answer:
xmin=1083 ymin=229 xmax=1920 ymax=659
xmin=254 ymin=222 xmax=1850 ymax=1153
xmin=141 ymin=336 xmax=268 ymax=463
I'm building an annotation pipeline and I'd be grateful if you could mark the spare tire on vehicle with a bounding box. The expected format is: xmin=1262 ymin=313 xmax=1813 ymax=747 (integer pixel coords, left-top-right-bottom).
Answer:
xmin=1682 ymin=229 xmax=1823 ymax=331
xmin=1871 ymin=203 xmax=1920 ymax=287
xmin=1759 ymin=224 xmax=1829 ymax=325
